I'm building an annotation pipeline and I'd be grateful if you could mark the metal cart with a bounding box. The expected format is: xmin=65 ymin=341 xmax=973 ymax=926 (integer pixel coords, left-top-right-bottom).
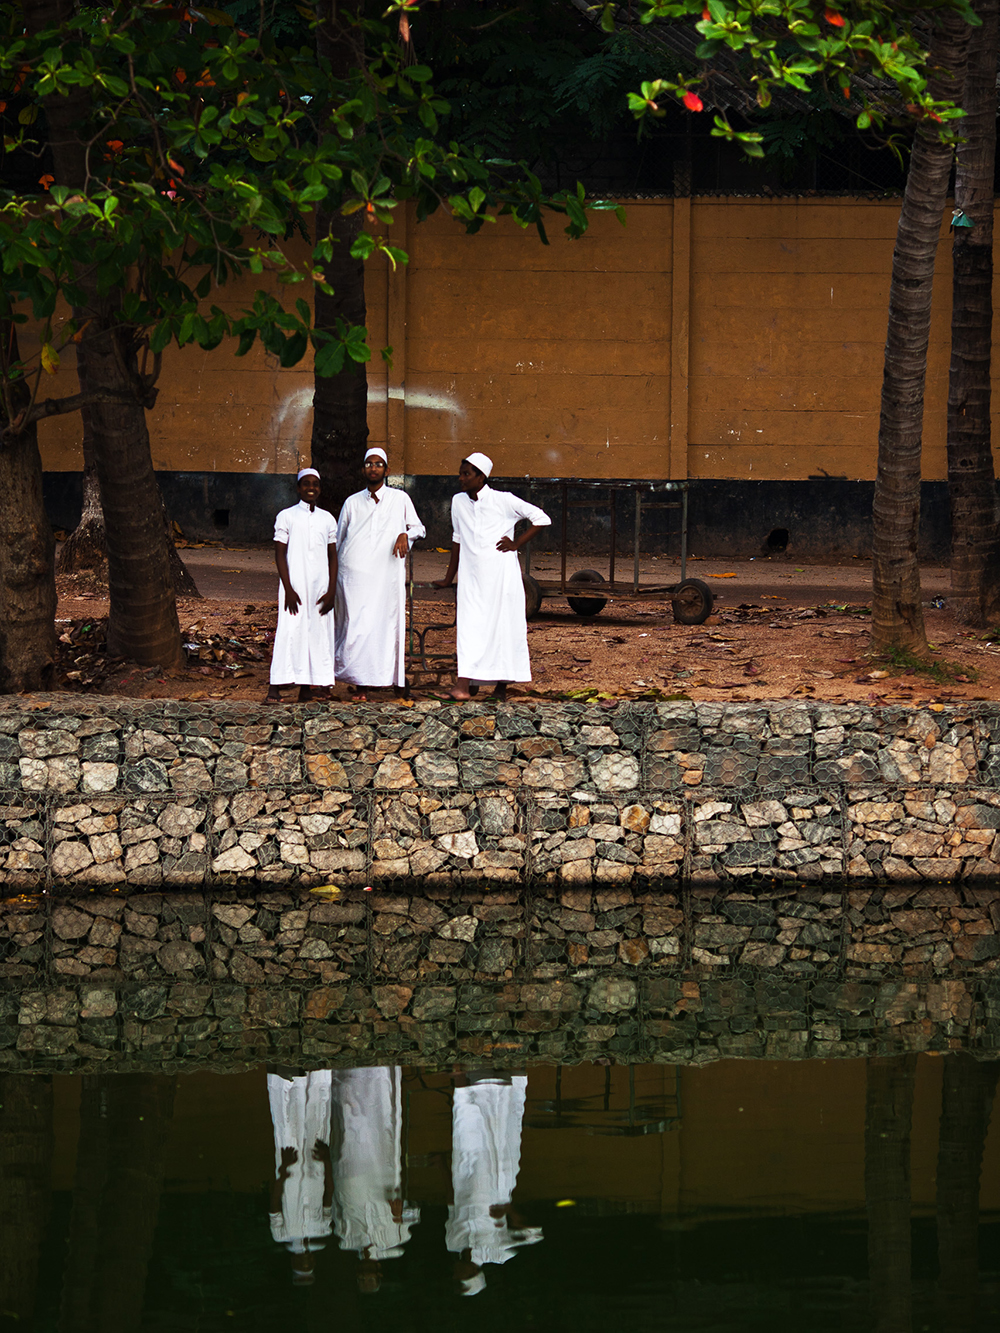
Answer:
xmin=520 ymin=478 xmax=713 ymax=625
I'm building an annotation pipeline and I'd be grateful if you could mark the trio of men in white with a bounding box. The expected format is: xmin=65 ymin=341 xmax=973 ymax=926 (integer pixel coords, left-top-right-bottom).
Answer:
xmin=266 ymin=449 xmax=551 ymax=703
xmin=268 ymin=1066 xmax=541 ymax=1293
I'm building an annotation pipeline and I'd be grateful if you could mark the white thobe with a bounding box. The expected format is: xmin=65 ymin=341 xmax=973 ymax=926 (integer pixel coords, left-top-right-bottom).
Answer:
xmin=451 ymin=487 xmax=551 ymax=682
xmin=268 ymin=1071 xmax=334 ymax=1249
xmin=446 ymin=1076 xmax=540 ymax=1272
xmin=330 ymin=1067 xmax=419 ymax=1260
xmin=269 ymin=501 xmax=338 ymax=686
xmin=334 ymin=485 xmax=425 ymax=687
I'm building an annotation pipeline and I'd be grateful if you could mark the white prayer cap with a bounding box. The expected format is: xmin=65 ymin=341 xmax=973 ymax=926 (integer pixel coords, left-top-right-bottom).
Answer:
xmin=458 ymin=1273 xmax=487 ymax=1296
xmin=297 ymin=467 xmax=320 ymax=481
xmin=365 ymin=447 xmax=388 ymax=464
xmin=463 ymin=452 xmax=493 ymax=477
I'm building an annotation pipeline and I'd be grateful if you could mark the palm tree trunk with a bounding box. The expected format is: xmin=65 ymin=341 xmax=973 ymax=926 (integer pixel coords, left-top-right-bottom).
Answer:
xmin=865 ymin=1054 xmax=917 ymax=1333
xmin=0 ymin=316 xmax=57 ymax=692
xmin=23 ymin=0 xmax=184 ymax=667
xmin=936 ymin=1055 xmax=999 ymax=1333
xmin=871 ymin=11 xmax=969 ymax=652
xmin=311 ymin=2 xmax=369 ymax=517
xmin=947 ymin=0 xmax=1000 ymax=627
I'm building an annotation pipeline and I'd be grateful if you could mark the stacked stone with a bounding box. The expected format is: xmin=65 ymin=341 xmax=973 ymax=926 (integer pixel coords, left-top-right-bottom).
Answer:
xmin=4 ymin=697 xmax=1000 ymax=890
xmin=0 ymin=970 xmax=982 ymax=1075
xmin=846 ymin=884 xmax=1000 ymax=972
xmin=528 ymin=887 xmax=682 ymax=974
xmin=209 ymin=789 xmax=369 ymax=884
xmin=687 ymin=884 xmax=843 ymax=972
xmin=368 ymin=889 xmax=525 ymax=983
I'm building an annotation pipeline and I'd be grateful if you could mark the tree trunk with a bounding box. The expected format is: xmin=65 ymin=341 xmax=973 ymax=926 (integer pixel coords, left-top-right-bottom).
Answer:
xmin=57 ymin=410 xmax=201 ymax=600
xmin=0 ymin=317 xmax=57 ymax=693
xmin=311 ymin=3 xmax=369 ymax=518
xmin=23 ymin=0 xmax=184 ymax=667
xmin=936 ymin=1055 xmax=999 ymax=1333
xmin=871 ymin=11 xmax=969 ymax=653
xmin=947 ymin=0 xmax=1000 ymax=627
xmin=865 ymin=1054 xmax=917 ymax=1333
xmin=57 ymin=407 xmax=106 ymax=576
xmin=0 ymin=1074 xmax=53 ymax=1324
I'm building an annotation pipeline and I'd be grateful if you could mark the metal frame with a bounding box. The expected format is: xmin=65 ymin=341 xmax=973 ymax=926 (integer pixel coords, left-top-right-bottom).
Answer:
xmin=521 ymin=478 xmax=695 ymax=606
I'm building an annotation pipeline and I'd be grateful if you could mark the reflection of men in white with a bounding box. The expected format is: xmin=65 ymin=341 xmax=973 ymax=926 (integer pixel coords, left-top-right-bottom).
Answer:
xmin=334 ymin=448 xmax=426 ymax=700
xmin=447 ymin=1072 xmax=542 ymax=1296
xmin=330 ymin=1066 xmax=420 ymax=1292
xmin=267 ymin=1067 xmax=334 ymax=1285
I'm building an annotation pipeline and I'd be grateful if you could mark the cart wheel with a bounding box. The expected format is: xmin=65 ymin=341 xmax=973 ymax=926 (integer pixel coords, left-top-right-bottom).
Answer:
xmin=671 ymin=578 xmax=714 ymax=625
xmin=523 ymin=573 xmax=542 ymax=620
xmin=567 ymin=568 xmax=609 ymax=616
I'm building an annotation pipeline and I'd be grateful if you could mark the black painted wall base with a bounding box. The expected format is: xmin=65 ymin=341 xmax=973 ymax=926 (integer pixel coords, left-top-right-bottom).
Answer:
xmin=43 ymin=472 xmax=959 ymax=561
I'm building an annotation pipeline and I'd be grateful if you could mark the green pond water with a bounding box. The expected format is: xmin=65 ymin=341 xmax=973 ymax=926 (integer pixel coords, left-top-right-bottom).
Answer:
xmin=4 ymin=1054 xmax=1000 ymax=1332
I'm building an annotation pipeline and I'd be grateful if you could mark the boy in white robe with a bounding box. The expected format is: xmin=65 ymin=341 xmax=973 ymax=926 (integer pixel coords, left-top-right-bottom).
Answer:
xmin=447 ymin=1073 xmax=542 ymax=1296
xmin=329 ymin=1066 xmax=420 ymax=1292
xmin=334 ymin=448 xmax=426 ymax=700
xmin=432 ymin=452 xmax=551 ymax=701
xmin=266 ymin=468 xmax=338 ymax=704
xmin=267 ymin=1067 xmax=334 ymax=1285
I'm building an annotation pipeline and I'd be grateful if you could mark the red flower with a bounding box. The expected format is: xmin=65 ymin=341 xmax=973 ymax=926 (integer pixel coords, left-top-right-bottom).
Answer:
xmin=683 ymin=91 xmax=704 ymax=112
xmin=701 ymin=6 xmax=710 ymax=17
xmin=824 ymin=8 xmax=845 ymax=24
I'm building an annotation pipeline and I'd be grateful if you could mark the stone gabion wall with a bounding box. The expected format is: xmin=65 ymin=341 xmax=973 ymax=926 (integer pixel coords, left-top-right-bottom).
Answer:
xmin=3 ymin=697 xmax=1000 ymax=895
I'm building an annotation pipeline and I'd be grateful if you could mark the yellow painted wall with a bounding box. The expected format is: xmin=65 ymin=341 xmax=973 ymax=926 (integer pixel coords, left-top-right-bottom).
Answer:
xmin=36 ymin=198 xmax=970 ymax=483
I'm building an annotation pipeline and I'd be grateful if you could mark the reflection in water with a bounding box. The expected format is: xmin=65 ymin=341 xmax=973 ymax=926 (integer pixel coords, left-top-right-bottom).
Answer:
xmin=267 ymin=1067 xmax=333 ymax=1284
xmin=329 ymin=1068 xmax=419 ymax=1289
xmin=0 ymin=1075 xmax=53 ymax=1326
xmin=448 ymin=1073 xmax=541 ymax=1296
xmin=865 ymin=1056 xmax=917 ymax=1333
xmin=8 ymin=1057 xmax=1000 ymax=1329
xmin=937 ymin=1056 xmax=1000 ymax=1333
xmin=57 ymin=1074 xmax=176 ymax=1333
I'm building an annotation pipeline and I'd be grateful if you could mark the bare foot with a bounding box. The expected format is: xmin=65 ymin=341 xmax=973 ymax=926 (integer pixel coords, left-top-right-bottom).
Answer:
xmin=449 ymin=688 xmax=473 ymax=701
xmin=264 ymin=689 xmax=282 ymax=705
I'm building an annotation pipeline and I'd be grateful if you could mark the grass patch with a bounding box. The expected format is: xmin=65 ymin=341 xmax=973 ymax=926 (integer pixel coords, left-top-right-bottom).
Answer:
xmin=877 ymin=645 xmax=977 ymax=686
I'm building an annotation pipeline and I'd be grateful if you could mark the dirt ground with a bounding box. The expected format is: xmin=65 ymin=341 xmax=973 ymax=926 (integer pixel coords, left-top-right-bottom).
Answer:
xmin=48 ymin=544 xmax=1000 ymax=707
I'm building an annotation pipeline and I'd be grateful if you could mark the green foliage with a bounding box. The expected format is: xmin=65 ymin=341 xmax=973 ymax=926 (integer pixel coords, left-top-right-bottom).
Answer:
xmin=627 ymin=0 xmax=976 ymax=154
xmin=0 ymin=0 xmax=618 ymax=429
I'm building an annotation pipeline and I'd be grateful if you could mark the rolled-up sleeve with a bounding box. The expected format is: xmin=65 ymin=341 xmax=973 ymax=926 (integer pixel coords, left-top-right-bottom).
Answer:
xmin=510 ymin=494 xmax=552 ymax=528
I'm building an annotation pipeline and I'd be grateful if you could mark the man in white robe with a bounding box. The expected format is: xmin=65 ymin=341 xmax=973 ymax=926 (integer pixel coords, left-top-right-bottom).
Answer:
xmin=334 ymin=448 xmax=426 ymax=698
xmin=432 ymin=452 xmax=551 ymax=701
xmin=447 ymin=1072 xmax=542 ymax=1296
xmin=267 ymin=1066 xmax=334 ymax=1285
xmin=266 ymin=467 xmax=338 ymax=703
xmin=329 ymin=1066 xmax=420 ymax=1292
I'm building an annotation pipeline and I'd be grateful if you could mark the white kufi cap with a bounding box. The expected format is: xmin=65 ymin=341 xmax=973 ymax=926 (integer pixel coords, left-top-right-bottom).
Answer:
xmin=297 ymin=467 xmax=320 ymax=481
xmin=463 ymin=452 xmax=493 ymax=477
xmin=365 ymin=447 xmax=388 ymax=464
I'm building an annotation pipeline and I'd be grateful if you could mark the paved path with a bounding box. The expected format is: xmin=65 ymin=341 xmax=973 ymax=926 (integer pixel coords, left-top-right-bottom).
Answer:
xmin=181 ymin=544 xmax=950 ymax=611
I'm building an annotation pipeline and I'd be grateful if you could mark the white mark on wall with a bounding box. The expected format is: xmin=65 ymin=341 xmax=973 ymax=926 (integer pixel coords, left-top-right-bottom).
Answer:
xmin=367 ymin=385 xmax=465 ymax=415
xmin=273 ymin=382 xmax=466 ymax=466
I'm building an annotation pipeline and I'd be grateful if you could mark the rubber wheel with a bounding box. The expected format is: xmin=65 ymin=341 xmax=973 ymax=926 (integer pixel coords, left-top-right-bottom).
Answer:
xmin=567 ymin=568 xmax=609 ymax=617
xmin=523 ymin=573 xmax=542 ymax=620
xmin=671 ymin=578 xmax=714 ymax=625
